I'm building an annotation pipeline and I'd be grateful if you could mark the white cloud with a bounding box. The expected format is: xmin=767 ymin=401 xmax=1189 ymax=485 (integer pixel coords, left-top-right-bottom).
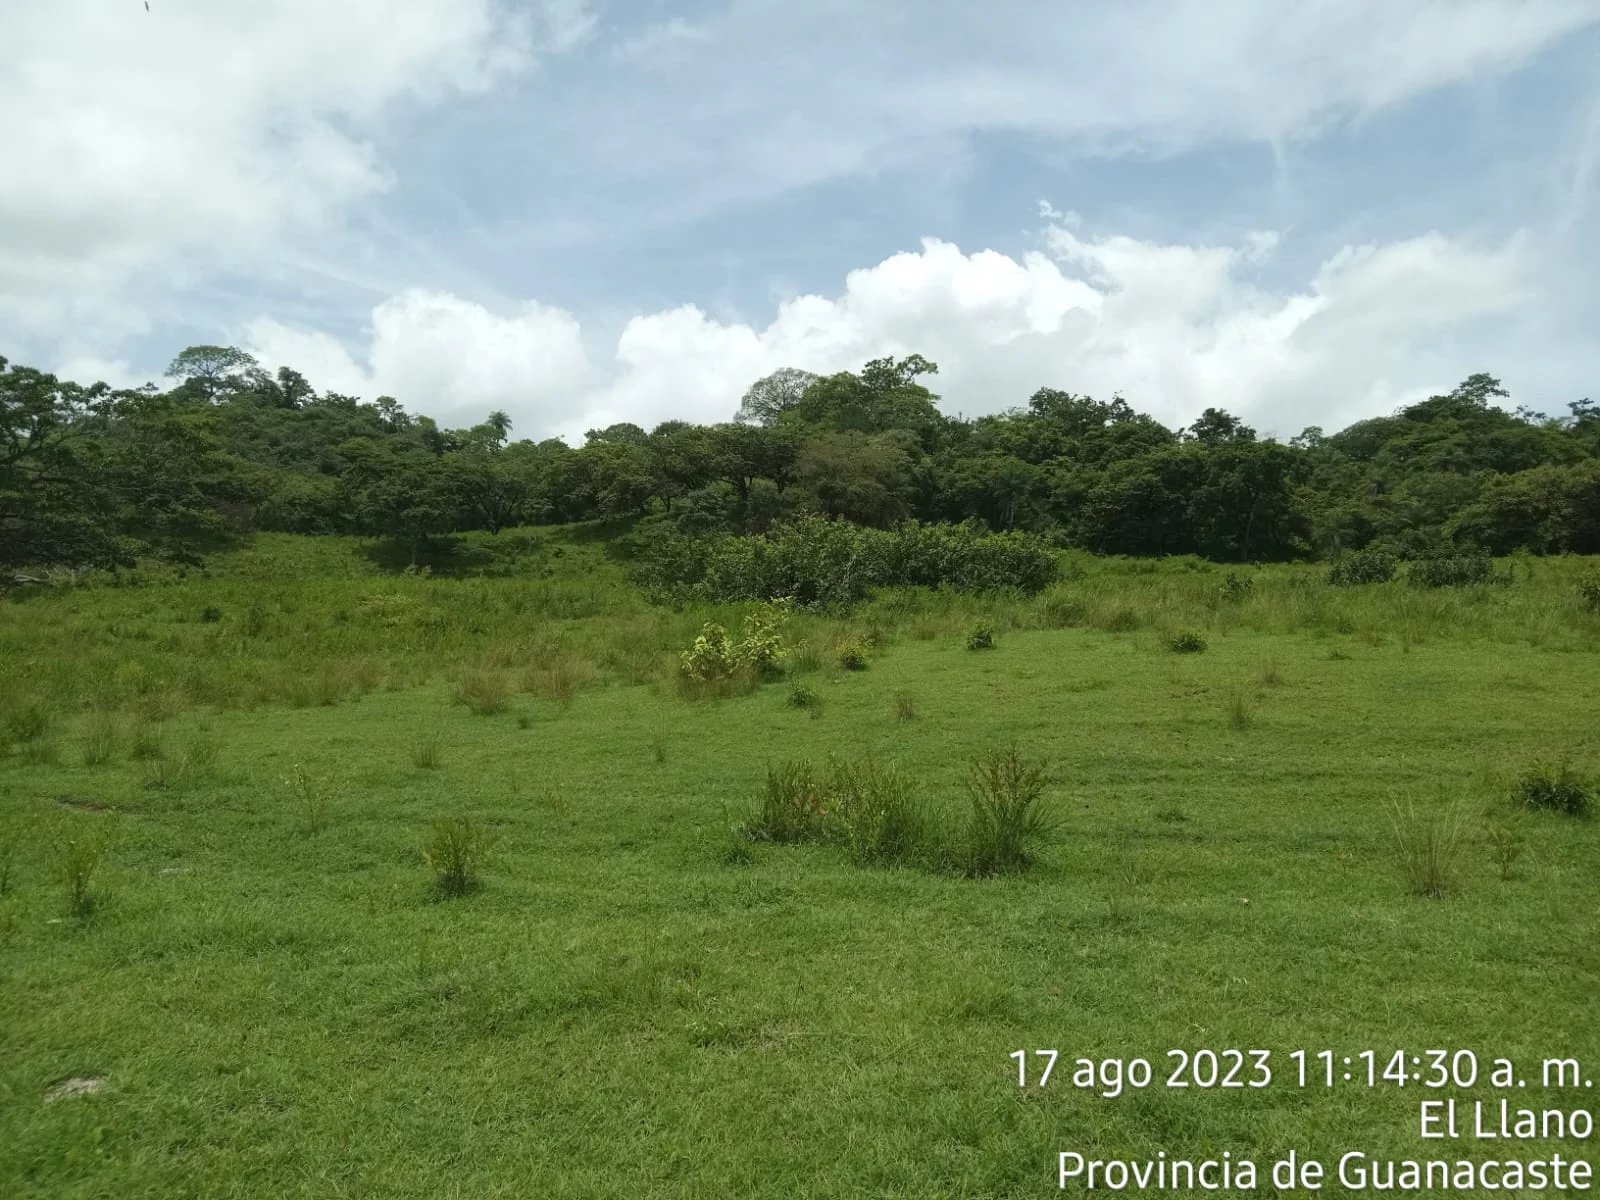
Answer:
xmin=552 ymin=1 xmax=1600 ymax=219
xmin=246 ymin=289 xmax=591 ymax=434
xmin=244 ymin=216 xmax=1536 ymax=442
xmin=0 ymin=0 xmax=565 ymax=339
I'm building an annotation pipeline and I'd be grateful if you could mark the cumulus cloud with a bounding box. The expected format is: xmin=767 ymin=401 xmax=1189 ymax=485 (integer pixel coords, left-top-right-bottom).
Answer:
xmin=245 ymin=216 xmax=1535 ymax=442
xmin=246 ymin=289 xmax=591 ymax=433
xmin=0 ymin=0 xmax=565 ymax=338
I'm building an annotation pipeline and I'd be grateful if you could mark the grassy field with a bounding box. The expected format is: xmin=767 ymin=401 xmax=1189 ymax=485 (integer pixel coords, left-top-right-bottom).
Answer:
xmin=2 ymin=529 xmax=1598 ymax=1198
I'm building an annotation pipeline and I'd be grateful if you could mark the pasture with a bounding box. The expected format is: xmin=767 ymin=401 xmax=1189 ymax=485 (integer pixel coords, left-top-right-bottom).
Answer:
xmin=2 ymin=529 xmax=1597 ymax=1198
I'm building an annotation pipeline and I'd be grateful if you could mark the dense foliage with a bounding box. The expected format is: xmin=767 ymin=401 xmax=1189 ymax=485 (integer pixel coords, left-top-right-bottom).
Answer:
xmin=4 ymin=345 xmax=1596 ymax=575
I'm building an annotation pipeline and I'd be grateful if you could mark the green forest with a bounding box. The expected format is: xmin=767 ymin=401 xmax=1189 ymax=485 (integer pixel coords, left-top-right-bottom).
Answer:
xmin=4 ymin=345 xmax=1598 ymax=577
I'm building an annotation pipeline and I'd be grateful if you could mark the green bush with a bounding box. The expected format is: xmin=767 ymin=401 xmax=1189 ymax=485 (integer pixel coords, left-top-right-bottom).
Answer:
xmin=1166 ymin=630 xmax=1208 ymax=654
xmin=787 ymin=684 xmax=820 ymax=709
xmin=1515 ymin=758 xmax=1591 ymax=817
xmin=1407 ymin=552 xmax=1498 ymax=588
xmin=965 ymin=623 xmax=996 ymax=651
xmin=836 ymin=640 xmax=869 ymax=671
xmin=1328 ymin=549 xmax=1397 ymax=587
xmin=636 ymin=516 xmax=1059 ymax=607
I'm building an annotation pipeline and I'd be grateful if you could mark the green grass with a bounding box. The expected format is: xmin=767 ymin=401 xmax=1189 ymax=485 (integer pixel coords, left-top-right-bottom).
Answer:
xmin=1 ymin=530 xmax=1599 ymax=1197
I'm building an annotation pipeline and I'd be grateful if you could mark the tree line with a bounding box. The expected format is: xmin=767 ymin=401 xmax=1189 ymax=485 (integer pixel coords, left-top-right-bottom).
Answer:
xmin=3 ymin=343 xmax=1597 ymax=572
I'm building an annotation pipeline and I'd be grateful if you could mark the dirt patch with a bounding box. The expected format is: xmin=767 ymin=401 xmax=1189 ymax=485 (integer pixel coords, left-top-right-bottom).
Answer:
xmin=55 ymin=794 xmax=113 ymax=812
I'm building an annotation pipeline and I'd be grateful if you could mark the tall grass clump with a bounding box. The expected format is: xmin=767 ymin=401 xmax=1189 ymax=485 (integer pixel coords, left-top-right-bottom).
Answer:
xmin=55 ymin=823 xmax=113 ymax=918
xmin=80 ymin=713 xmax=121 ymax=767
xmin=829 ymin=759 xmax=934 ymax=867
xmin=1386 ymin=794 xmax=1467 ymax=899
xmin=1514 ymin=757 xmax=1592 ymax=816
xmin=1579 ymin=570 xmax=1600 ymax=613
xmin=454 ymin=669 xmax=510 ymax=716
xmin=1483 ymin=812 xmax=1527 ymax=881
xmin=965 ymin=623 xmax=996 ymax=651
xmin=747 ymin=761 xmax=829 ymax=844
xmin=964 ymin=745 xmax=1055 ymax=877
xmin=424 ymin=818 xmax=485 ymax=899
xmin=411 ymin=732 xmax=443 ymax=770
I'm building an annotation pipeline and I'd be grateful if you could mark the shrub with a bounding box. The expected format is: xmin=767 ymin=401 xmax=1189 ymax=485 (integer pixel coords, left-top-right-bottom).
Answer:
xmin=1578 ymin=570 xmax=1600 ymax=613
xmin=1166 ymin=630 xmax=1208 ymax=654
xmin=836 ymin=640 xmax=869 ymax=671
xmin=424 ymin=818 xmax=485 ymax=899
xmin=199 ymin=605 xmax=223 ymax=623
xmin=454 ymin=670 xmax=510 ymax=716
xmin=829 ymin=759 xmax=933 ymax=867
xmin=1386 ymin=795 xmax=1466 ymax=899
xmin=747 ymin=761 xmax=829 ymax=844
xmin=1407 ymin=552 xmax=1498 ymax=589
xmin=680 ymin=623 xmax=737 ymax=681
xmin=787 ymin=684 xmax=820 ymax=710
xmin=734 ymin=598 xmax=792 ymax=679
xmin=964 ymin=745 xmax=1054 ymax=876
xmin=56 ymin=824 xmax=113 ymax=918
xmin=1328 ymin=549 xmax=1397 ymax=587
xmin=1514 ymin=758 xmax=1591 ymax=816
xmin=965 ymin=623 xmax=996 ymax=651
xmin=635 ymin=515 xmax=1059 ymax=607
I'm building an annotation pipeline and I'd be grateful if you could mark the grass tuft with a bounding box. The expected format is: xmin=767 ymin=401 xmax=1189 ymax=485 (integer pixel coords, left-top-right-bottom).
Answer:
xmin=1386 ymin=794 xmax=1467 ymax=899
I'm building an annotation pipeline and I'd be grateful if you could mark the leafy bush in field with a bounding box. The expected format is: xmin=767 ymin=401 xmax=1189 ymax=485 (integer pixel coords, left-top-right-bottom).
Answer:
xmin=1166 ymin=629 xmax=1208 ymax=654
xmin=679 ymin=599 xmax=792 ymax=683
xmin=787 ymin=683 xmax=820 ymax=709
xmin=1515 ymin=758 xmax=1592 ymax=817
xmin=1407 ymin=552 xmax=1498 ymax=588
xmin=1328 ymin=549 xmax=1397 ymax=586
xmin=836 ymin=639 xmax=869 ymax=671
xmin=965 ymin=623 xmax=996 ymax=651
xmin=679 ymin=622 xmax=738 ymax=682
xmin=636 ymin=516 xmax=1059 ymax=607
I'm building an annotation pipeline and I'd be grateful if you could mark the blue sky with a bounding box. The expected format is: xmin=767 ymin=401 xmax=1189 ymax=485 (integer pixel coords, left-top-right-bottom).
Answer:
xmin=3 ymin=1 xmax=1597 ymax=443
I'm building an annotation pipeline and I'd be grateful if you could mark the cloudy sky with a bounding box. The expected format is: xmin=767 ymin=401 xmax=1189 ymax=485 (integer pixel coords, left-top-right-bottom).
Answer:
xmin=4 ymin=1 xmax=1598 ymax=443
